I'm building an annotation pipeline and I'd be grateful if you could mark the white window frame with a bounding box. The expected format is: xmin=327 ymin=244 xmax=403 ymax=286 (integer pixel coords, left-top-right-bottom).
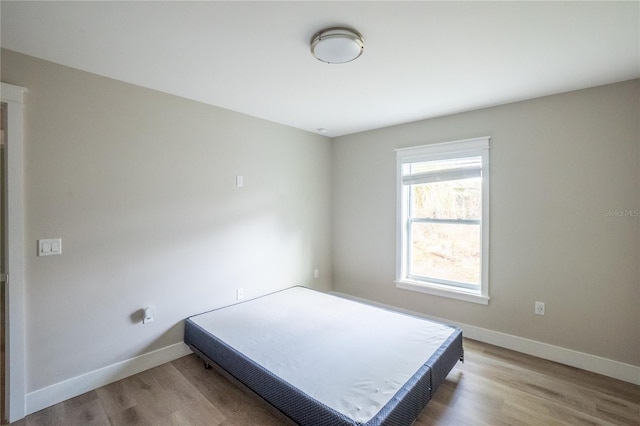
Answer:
xmin=395 ymin=136 xmax=490 ymax=305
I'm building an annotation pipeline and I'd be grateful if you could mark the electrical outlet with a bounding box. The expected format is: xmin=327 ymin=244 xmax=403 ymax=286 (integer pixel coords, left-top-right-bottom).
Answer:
xmin=535 ymin=301 xmax=545 ymax=316
xmin=313 ymin=269 xmax=319 ymax=279
xmin=143 ymin=306 xmax=154 ymax=324
xmin=237 ymin=288 xmax=245 ymax=300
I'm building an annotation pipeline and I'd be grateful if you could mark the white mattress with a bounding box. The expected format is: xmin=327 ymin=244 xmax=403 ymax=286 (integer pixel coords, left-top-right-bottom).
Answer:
xmin=188 ymin=287 xmax=455 ymax=423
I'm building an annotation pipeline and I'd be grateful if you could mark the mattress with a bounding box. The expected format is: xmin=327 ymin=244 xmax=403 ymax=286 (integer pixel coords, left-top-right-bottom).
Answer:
xmin=184 ymin=286 xmax=463 ymax=426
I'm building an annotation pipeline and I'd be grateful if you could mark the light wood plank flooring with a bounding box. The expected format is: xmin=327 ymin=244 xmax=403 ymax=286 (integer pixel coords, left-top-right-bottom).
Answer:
xmin=11 ymin=339 xmax=640 ymax=426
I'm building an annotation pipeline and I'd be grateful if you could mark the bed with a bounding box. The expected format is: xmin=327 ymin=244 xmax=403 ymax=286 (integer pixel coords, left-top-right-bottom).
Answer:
xmin=184 ymin=286 xmax=463 ymax=426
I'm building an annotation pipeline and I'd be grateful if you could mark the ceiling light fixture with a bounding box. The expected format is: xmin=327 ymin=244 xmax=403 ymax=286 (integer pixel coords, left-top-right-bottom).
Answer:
xmin=310 ymin=27 xmax=364 ymax=64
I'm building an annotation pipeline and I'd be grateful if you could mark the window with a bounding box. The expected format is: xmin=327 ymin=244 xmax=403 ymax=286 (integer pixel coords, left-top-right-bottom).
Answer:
xmin=396 ymin=137 xmax=490 ymax=304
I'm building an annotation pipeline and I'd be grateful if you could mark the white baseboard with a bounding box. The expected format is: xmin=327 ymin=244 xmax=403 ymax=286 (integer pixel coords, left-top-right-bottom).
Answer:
xmin=460 ymin=323 xmax=640 ymax=385
xmin=331 ymin=291 xmax=640 ymax=386
xmin=25 ymin=342 xmax=192 ymax=415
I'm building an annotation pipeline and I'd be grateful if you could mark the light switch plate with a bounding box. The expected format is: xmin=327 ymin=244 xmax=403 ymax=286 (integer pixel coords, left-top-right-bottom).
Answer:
xmin=38 ymin=238 xmax=62 ymax=256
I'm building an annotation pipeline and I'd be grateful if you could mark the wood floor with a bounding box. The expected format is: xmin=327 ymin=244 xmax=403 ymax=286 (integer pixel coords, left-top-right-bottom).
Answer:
xmin=12 ymin=338 xmax=640 ymax=426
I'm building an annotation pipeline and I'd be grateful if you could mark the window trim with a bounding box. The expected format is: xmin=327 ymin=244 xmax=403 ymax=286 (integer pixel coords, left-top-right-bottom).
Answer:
xmin=395 ymin=137 xmax=490 ymax=305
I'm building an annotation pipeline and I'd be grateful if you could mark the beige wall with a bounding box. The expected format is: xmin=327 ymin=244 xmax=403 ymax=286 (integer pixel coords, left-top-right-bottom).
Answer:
xmin=332 ymin=80 xmax=640 ymax=366
xmin=1 ymin=49 xmax=333 ymax=392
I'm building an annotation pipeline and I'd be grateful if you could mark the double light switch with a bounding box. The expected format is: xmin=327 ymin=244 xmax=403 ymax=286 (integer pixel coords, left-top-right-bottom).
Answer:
xmin=38 ymin=238 xmax=62 ymax=256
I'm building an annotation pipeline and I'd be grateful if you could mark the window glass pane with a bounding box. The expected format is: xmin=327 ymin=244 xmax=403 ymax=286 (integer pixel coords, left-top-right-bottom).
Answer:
xmin=410 ymin=177 xmax=481 ymax=220
xmin=410 ymin=222 xmax=480 ymax=285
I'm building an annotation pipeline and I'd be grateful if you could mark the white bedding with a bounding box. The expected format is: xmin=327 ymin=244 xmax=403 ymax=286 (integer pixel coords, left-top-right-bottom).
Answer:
xmin=189 ymin=287 xmax=455 ymax=423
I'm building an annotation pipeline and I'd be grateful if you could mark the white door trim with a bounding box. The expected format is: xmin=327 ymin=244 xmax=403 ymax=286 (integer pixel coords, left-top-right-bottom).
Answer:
xmin=1 ymin=82 xmax=27 ymax=422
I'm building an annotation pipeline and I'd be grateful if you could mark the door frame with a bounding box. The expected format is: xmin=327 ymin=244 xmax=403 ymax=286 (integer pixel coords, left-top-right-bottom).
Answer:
xmin=1 ymin=82 xmax=26 ymax=422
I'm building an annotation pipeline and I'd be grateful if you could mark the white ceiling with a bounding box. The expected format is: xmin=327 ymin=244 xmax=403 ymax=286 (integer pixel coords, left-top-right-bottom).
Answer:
xmin=2 ymin=1 xmax=639 ymax=137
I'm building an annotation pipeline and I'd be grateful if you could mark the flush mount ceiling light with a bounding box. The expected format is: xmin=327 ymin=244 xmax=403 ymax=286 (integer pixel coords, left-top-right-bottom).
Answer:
xmin=310 ymin=27 xmax=364 ymax=64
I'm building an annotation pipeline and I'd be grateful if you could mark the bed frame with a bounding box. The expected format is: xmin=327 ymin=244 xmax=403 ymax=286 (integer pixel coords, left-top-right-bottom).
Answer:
xmin=184 ymin=287 xmax=463 ymax=426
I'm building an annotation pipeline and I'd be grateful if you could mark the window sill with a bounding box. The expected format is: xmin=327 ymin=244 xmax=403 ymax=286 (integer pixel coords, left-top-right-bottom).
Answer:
xmin=396 ymin=279 xmax=489 ymax=305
